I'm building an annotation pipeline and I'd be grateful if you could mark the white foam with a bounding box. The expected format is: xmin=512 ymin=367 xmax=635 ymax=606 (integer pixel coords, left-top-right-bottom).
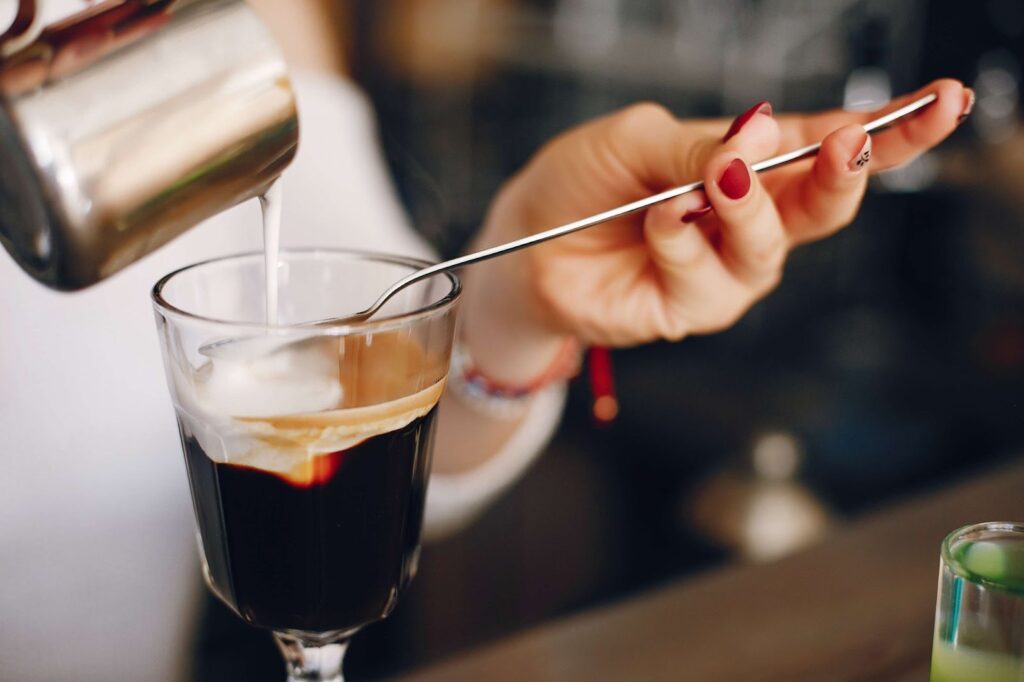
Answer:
xmin=192 ymin=337 xmax=342 ymax=418
xmin=170 ymin=335 xmax=444 ymax=476
xmin=230 ymin=383 xmax=442 ymax=476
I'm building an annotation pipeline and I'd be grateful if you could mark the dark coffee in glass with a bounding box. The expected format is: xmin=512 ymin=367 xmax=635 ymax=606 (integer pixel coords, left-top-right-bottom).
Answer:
xmin=154 ymin=250 xmax=459 ymax=680
xmin=182 ymin=403 xmax=438 ymax=634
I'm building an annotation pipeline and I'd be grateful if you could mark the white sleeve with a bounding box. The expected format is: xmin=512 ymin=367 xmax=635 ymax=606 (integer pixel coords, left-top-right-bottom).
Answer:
xmin=282 ymin=71 xmax=435 ymax=260
xmin=288 ymin=72 xmax=566 ymax=537
xmin=422 ymin=383 xmax=567 ymax=541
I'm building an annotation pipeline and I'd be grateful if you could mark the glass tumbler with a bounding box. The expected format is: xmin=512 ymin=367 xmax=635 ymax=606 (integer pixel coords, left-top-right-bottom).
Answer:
xmin=152 ymin=249 xmax=460 ymax=681
xmin=931 ymin=521 xmax=1024 ymax=682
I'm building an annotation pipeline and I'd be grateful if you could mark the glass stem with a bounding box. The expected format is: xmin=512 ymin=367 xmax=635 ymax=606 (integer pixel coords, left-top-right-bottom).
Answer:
xmin=274 ymin=633 xmax=350 ymax=682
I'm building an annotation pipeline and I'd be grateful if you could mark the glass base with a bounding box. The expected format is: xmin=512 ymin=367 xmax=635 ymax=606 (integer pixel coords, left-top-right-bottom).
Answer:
xmin=274 ymin=630 xmax=359 ymax=682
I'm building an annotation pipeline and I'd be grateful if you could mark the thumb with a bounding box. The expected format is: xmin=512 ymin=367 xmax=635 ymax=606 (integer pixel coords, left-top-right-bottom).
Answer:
xmin=719 ymin=100 xmax=781 ymax=163
xmin=597 ymin=100 xmax=781 ymax=191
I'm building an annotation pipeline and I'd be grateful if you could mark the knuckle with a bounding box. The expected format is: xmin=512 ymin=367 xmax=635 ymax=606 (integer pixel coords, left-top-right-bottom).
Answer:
xmin=677 ymin=136 xmax=718 ymax=184
xmin=722 ymin=302 xmax=751 ymax=330
xmin=696 ymin=298 xmax=751 ymax=335
xmin=667 ymin=234 xmax=712 ymax=270
xmin=836 ymin=204 xmax=860 ymax=230
xmin=726 ymin=305 xmax=747 ymax=329
xmin=814 ymin=207 xmax=859 ymax=240
xmin=531 ymin=269 xmax=574 ymax=323
xmin=663 ymin=317 xmax=688 ymax=339
xmin=614 ymin=101 xmax=674 ymax=136
xmin=727 ymin=231 xmax=787 ymax=284
xmin=752 ymin=233 xmax=788 ymax=270
xmin=703 ymin=311 xmax=741 ymax=336
xmin=660 ymin=314 xmax=690 ymax=342
xmin=804 ymin=176 xmax=865 ymax=233
xmin=756 ymin=269 xmax=783 ymax=296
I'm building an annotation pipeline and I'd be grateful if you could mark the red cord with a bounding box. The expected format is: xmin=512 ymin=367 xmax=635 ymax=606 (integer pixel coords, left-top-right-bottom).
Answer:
xmin=588 ymin=346 xmax=618 ymax=424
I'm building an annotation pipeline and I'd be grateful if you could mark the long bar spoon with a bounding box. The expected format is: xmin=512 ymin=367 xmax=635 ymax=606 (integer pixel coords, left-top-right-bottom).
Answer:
xmin=203 ymin=93 xmax=936 ymax=359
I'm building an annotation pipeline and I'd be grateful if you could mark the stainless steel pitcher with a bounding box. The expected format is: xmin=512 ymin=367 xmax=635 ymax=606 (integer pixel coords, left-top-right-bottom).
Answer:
xmin=0 ymin=0 xmax=298 ymax=290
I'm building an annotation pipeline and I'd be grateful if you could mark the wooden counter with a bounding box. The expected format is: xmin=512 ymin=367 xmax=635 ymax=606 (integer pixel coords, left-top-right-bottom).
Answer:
xmin=401 ymin=461 xmax=1024 ymax=681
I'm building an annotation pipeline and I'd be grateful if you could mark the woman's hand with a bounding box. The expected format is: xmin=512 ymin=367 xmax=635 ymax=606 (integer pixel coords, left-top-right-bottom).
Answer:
xmin=461 ymin=79 xmax=973 ymax=382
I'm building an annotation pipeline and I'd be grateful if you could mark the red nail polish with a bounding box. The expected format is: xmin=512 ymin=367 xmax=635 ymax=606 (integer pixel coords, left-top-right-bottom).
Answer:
xmin=958 ymin=88 xmax=975 ymax=125
xmin=723 ymin=100 xmax=773 ymax=142
xmin=681 ymin=206 xmax=713 ymax=223
xmin=717 ymin=159 xmax=750 ymax=200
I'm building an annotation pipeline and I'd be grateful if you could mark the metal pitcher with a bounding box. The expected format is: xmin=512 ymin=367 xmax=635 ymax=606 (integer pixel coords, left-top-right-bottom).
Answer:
xmin=0 ymin=0 xmax=298 ymax=290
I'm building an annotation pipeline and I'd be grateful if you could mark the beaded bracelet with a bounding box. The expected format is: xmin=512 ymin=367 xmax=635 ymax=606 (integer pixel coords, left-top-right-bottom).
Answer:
xmin=447 ymin=337 xmax=582 ymax=419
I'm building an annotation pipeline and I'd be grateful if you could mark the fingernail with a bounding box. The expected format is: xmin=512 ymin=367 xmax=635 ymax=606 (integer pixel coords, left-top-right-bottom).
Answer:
xmin=847 ymin=132 xmax=872 ymax=172
xmin=723 ymin=100 xmax=773 ymax=142
xmin=681 ymin=205 xmax=713 ymax=223
xmin=957 ymin=88 xmax=975 ymax=125
xmin=717 ymin=159 xmax=750 ymax=200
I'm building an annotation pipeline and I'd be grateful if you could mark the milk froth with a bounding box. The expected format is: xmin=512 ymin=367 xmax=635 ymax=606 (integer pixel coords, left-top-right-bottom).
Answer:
xmin=170 ymin=333 xmax=446 ymax=478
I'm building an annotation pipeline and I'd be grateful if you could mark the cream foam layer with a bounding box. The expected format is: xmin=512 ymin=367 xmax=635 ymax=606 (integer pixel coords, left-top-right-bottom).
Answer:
xmin=178 ymin=378 xmax=444 ymax=475
xmin=170 ymin=335 xmax=445 ymax=475
xmin=235 ymin=379 xmax=444 ymax=469
xmin=189 ymin=337 xmax=345 ymax=417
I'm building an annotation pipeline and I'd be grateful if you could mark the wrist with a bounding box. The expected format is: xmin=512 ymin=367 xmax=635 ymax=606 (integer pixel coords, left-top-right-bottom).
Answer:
xmin=460 ymin=178 xmax=578 ymax=383
xmin=452 ymin=249 xmax=579 ymax=420
xmin=460 ymin=252 xmax=570 ymax=384
xmin=447 ymin=336 xmax=579 ymax=420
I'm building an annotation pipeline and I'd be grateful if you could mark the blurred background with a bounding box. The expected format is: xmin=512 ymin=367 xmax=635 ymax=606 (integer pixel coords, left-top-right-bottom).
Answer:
xmin=197 ymin=0 xmax=1024 ymax=678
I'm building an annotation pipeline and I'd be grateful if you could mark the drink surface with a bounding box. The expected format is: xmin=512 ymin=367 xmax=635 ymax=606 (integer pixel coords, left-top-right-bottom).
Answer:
xmin=949 ymin=536 xmax=1024 ymax=593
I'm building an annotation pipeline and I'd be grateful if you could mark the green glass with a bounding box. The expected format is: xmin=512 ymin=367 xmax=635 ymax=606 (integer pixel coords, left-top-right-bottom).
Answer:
xmin=931 ymin=522 xmax=1024 ymax=682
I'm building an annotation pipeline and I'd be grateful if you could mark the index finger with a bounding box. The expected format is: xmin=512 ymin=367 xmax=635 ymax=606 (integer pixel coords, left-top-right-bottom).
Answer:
xmin=775 ymin=79 xmax=969 ymax=170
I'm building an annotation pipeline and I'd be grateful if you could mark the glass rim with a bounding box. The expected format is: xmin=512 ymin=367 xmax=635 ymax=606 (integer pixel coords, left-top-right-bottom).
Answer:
xmin=151 ymin=247 xmax=461 ymax=333
xmin=941 ymin=521 xmax=1024 ymax=592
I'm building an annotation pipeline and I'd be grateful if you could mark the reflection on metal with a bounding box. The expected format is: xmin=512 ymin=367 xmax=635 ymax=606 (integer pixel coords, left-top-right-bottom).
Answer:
xmin=686 ymin=431 xmax=832 ymax=563
xmin=972 ymin=51 xmax=1021 ymax=144
xmin=553 ymin=0 xmax=621 ymax=62
xmin=876 ymin=152 xmax=940 ymax=193
xmin=0 ymin=0 xmax=298 ymax=290
xmin=843 ymin=66 xmax=892 ymax=111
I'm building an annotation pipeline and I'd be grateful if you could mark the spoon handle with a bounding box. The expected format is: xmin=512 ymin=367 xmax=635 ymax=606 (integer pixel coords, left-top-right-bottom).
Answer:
xmin=199 ymin=93 xmax=939 ymax=358
xmin=367 ymin=93 xmax=937 ymax=318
